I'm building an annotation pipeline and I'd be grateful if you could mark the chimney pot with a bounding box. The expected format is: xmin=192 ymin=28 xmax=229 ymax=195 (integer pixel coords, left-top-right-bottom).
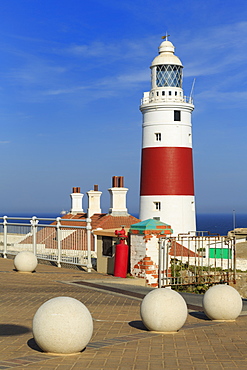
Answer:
xmin=112 ymin=176 xmax=124 ymax=188
xmin=119 ymin=176 xmax=124 ymax=187
xmin=112 ymin=176 xmax=117 ymax=187
xmin=72 ymin=187 xmax=80 ymax=193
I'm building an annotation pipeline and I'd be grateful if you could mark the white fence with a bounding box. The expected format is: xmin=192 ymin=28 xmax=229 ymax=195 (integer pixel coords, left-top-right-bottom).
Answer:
xmin=0 ymin=216 xmax=92 ymax=271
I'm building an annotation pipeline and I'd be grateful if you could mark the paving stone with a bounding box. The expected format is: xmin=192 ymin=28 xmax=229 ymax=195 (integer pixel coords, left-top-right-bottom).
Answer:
xmin=1 ymin=257 xmax=247 ymax=369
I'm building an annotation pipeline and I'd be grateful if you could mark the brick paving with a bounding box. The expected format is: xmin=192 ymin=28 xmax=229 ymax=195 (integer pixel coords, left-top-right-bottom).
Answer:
xmin=0 ymin=258 xmax=247 ymax=369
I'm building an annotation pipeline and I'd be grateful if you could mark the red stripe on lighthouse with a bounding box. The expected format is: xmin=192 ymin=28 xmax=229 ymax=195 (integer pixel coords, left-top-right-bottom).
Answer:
xmin=140 ymin=147 xmax=194 ymax=196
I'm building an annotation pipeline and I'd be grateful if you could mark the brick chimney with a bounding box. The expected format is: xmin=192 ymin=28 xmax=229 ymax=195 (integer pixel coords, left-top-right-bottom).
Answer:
xmin=108 ymin=176 xmax=129 ymax=216
xmin=87 ymin=184 xmax=102 ymax=217
xmin=70 ymin=187 xmax=84 ymax=214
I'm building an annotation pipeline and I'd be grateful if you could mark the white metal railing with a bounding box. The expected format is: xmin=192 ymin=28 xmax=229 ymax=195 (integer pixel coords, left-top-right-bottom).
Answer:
xmin=0 ymin=216 xmax=92 ymax=271
xmin=141 ymin=95 xmax=193 ymax=105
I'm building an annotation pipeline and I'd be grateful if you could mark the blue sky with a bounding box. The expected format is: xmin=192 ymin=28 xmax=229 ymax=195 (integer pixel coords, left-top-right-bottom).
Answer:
xmin=0 ymin=0 xmax=247 ymax=215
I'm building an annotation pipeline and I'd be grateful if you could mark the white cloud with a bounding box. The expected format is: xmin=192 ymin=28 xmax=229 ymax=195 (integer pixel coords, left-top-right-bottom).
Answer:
xmin=9 ymin=62 xmax=67 ymax=85
xmin=175 ymin=22 xmax=247 ymax=109
xmin=42 ymin=68 xmax=149 ymax=98
xmin=196 ymin=89 xmax=247 ymax=104
xmin=116 ymin=70 xmax=149 ymax=84
xmin=181 ymin=21 xmax=247 ymax=78
xmin=66 ymin=41 xmax=117 ymax=58
xmin=4 ymin=21 xmax=247 ymax=107
xmin=44 ymin=85 xmax=88 ymax=96
xmin=63 ymin=37 xmax=155 ymax=62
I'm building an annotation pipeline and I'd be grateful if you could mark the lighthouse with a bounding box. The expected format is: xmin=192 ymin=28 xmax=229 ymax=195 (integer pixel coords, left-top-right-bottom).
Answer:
xmin=139 ymin=38 xmax=196 ymax=235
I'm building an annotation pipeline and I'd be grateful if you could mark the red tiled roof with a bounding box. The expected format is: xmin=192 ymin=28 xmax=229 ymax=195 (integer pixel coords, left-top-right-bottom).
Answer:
xmin=20 ymin=212 xmax=140 ymax=251
xmin=94 ymin=214 xmax=140 ymax=230
xmin=60 ymin=213 xmax=140 ymax=230
xmin=20 ymin=227 xmax=56 ymax=248
xmin=169 ymin=241 xmax=199 ymax=258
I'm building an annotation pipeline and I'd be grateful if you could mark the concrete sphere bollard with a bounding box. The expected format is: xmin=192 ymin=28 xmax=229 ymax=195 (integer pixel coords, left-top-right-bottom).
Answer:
xmin=32 ymin=297 xmax=93 ymax=354
xmin=140 ymin=288 xmax=187 ymax=332
xmin=14 ymin=251 xmax=38 ymax=272
xmin=203 ymin=284 xmax=242 ymax=321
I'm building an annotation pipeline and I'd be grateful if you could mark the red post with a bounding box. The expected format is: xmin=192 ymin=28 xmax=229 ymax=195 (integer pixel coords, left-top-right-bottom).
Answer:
xmin=114 ymin=227 xmax=128 ymax=278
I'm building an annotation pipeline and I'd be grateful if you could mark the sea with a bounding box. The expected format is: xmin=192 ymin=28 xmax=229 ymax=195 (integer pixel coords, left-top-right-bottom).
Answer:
xmin=196 ymin=213 xmax=247 ymax=236
xmin=1 ymin=212 xmax=247 ymax=236
xmin=131 ymin=213 xmax=247 ymax=235
xmin=133 ymin=213 xmax=247 ymax=236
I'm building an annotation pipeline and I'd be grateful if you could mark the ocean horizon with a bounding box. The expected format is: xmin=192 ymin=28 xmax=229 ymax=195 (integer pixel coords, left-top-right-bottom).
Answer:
xmin=132 ymin=213 xmax=247 ymax=235
xmin=1 ymin=212 xmax=246 ymax=236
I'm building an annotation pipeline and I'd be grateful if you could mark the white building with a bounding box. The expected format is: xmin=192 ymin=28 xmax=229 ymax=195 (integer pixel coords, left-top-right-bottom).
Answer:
xmin=139 ymin=38 xmax=196 ymax=235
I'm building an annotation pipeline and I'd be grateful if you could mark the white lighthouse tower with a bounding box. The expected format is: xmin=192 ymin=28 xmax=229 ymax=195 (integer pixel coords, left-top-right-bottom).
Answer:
xmin=139 ymin=38 xmax=196 ymax=235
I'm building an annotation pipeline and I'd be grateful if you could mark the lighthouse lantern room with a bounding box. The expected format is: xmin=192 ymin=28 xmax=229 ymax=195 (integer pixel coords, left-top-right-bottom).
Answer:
xmin=139 ymin=38 xmax=196 ymax=236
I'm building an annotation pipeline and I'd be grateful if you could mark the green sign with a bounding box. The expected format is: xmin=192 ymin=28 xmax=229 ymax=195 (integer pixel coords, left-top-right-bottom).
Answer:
xmin=209 ymin=248 xmax=232 ymax=259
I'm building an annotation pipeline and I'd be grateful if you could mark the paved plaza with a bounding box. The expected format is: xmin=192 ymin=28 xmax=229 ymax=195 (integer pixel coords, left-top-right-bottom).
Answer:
xmin=0 ymin=258 xmax=247 ymax=369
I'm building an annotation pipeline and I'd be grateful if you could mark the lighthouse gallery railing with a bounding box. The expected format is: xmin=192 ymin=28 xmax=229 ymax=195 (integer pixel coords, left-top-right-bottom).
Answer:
xmin=0 ymin=216 xmax=92 ymax=271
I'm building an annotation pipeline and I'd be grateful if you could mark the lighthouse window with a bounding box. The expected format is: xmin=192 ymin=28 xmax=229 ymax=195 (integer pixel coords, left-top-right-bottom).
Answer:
xmin=169 ymin=91 xmax=172 ymax=96
xmin=174 ymin=110 xmax=181 ymax=121
xmin=154 ymin=202 xmax=161 ymax=211
xmin=155 ymin=133 xmax=161 ymax=141
xmin=156 ymin=92 xmax=159 ymax=96
xmin=156 ymin=65 xmax=182 ymax=87
xmin=175 ymin=91 xmax=177 ymax=96
xmin=162 ymin=91 xmax=165 ymax=96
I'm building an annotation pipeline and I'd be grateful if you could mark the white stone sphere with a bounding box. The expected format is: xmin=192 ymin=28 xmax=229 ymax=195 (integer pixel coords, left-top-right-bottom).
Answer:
xmin=140 ymin=288 xmax=187 ymax=332
xmin=32 ymin=297 xmax=93 ymax=354
xmin=14 ymin=251 xmax=38 ymax=272
xmin=203 ymin=284 xmax=242 ymax=321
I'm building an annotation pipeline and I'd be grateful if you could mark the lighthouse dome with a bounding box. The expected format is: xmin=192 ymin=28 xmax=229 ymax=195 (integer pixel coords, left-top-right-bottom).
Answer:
xmin=159 ymin=40 xmax=174 ymax=53
xmin=151 ymin=40 xmax=183 ymax=67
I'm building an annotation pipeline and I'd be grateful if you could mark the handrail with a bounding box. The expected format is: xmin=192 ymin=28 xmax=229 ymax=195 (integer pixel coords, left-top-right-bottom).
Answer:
xmin=141 ymin=95 xmax=193 ymax=105
xmin=0 ymin=215 xmax=92 ymax=270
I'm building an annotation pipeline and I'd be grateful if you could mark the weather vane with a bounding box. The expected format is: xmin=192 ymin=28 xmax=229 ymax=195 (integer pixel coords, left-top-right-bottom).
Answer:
xmin=162 ymin=33 xmax=170 ymax=40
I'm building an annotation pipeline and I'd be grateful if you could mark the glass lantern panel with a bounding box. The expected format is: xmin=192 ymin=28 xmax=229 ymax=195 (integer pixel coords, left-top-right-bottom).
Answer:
xmin=156 ymin=65 xmax=182 ymax=87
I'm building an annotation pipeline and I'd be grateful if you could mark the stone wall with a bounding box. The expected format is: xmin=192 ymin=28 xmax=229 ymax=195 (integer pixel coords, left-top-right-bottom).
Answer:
xmin=130 ymin=234 xmax=160 ymax=287
xmin=230 ymin=273 xmax=247 ymax=298
xmin=129 ymin=219 xmax=173 ymax=287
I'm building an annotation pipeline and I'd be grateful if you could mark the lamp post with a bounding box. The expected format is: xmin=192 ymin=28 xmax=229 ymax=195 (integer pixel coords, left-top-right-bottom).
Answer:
xmin=233 ymin=210 xmax=236 ymax=232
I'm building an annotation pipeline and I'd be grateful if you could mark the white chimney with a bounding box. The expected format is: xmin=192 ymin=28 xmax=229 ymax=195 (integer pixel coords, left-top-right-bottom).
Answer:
xmin=70 ymin=187 xmax=84 ymax=214
xmin=108 ymin=176 xmax=129 ymax=216
xmin=87 ymin=184 xmax=102 ymax=217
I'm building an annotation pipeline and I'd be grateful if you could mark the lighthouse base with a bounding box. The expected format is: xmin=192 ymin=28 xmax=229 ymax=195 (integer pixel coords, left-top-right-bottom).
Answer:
xmin=139 ymin=195 xmax=196 ymax=236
